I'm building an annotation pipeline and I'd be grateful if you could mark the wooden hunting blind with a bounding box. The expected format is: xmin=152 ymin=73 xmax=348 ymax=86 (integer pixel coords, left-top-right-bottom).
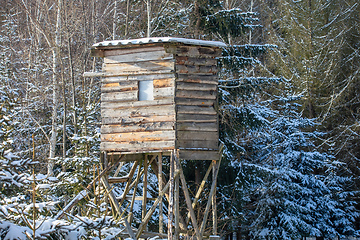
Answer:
xmin=82 ymin=38 xmax=225 ymax=240
xmin=89 ymin=37 xmax=226 ymax=161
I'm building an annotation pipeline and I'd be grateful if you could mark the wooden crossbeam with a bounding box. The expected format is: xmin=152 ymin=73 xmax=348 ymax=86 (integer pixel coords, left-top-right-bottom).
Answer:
xmin=108 ymin=176 xmax=129 ymax=183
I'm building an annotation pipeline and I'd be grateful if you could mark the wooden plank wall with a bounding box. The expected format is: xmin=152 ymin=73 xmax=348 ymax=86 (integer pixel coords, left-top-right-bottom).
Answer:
xmin=173 ymin=45 xmax=221 ymax=160
xmin=100 ymin=46 xmax=176 ymax=153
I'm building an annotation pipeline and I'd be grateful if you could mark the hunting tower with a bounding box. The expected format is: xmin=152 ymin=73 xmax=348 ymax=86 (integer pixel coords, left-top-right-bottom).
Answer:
xmin=85 ymin=37 xmax=225 ymax=240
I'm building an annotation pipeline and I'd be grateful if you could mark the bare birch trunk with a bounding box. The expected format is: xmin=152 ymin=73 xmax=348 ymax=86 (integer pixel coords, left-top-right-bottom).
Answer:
xmin=48 ymin=0 xmax=62 ymax=176
xmin=113 ymin=0 xmax=117 ymax=40
xmin=146 ymin=0 xmax=151 ymax=37
xmin=125 ymin=0 xmax=130 ymax=38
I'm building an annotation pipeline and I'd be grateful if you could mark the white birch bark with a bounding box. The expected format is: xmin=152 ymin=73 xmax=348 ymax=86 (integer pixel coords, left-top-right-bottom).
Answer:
xmin=48 ymin=0 xmax=62 ymax=175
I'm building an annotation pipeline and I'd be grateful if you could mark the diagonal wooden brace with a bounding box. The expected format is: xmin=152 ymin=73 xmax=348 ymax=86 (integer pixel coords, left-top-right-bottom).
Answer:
xmin=178 ymin=162 xmax=202 ymax=240
xmin=200 ymin=159 xmax=221 ymax=236
xmin=101 ymin=177 xmax=136 ymax=239
xmin=136 ymin=169 xmax=181 ymax=239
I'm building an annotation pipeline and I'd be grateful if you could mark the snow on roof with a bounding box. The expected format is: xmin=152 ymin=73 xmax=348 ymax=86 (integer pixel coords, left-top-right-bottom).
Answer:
xmin=92 ymin=37 xmax=227 ymax=48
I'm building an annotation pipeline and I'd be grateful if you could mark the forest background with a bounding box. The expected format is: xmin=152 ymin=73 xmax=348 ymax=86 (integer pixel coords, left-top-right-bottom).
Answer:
xmin=0 ymin=0 xmax=359 ymax=239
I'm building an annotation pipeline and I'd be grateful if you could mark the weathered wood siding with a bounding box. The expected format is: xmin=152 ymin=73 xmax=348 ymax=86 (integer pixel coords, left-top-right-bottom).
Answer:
xmin=173 ymin=45 xmax=221 ymax=160
xmin=98 ymin=43 xmax=221 ymax=160
xmin=100 ymin=46 xmax=176 ymax=153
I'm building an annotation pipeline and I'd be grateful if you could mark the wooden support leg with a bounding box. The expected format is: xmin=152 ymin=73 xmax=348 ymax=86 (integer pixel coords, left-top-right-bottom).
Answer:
xmin=158 ymin=153 xmax=163 ymax=234
xmin=168 ymin=150 xmax=175 ymax=240
xmin=174 ymin=150 xmax=180 ymax=240
xmin=212 ymin=160 xmax=217 ymax=235
xmin=142 ymin=155 xmax=148 ymax=222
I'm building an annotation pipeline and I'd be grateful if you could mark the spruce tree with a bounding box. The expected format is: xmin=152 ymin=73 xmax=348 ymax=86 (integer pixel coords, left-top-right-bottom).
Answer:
xmin=199 ymin=0 xmax=359 ymax=238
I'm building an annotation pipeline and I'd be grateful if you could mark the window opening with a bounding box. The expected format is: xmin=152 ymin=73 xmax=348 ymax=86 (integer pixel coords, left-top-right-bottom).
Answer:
xmin=138 ymin=80 xmax=154 ymax=101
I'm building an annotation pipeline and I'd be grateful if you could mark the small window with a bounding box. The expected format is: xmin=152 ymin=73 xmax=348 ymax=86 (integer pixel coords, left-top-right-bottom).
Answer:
xmin=138 ymin=80 xmax=154 ymax=101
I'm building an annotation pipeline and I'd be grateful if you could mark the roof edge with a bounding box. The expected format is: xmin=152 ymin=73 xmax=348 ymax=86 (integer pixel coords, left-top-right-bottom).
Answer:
xmin=92 ymin=37 xmax=227 ymax=49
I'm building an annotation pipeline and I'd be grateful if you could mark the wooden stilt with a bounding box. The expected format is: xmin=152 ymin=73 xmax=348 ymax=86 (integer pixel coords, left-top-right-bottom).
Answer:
xmin=168 ymin=150 xmax=175 ymax=240
xmin=142 ymin=155 xmax=148 ymax=222
xmin=174 ymin=150 xmax=180 ymax=240
xmin=212 ymin=160 xmax=217 ymax=235
xmin=158 ymin=153 xmax=164 ymax=234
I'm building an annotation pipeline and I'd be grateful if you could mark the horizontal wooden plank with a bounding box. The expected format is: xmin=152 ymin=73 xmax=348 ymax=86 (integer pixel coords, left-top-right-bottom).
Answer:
xmin=177 ymin=131 xmax=218 ymax=140
xmin=154 ymin=78 xmax=174 ymax=88
xmin=176 ymin=64 xmax=218 ymax=74
xmin=108 ymin=176 xmax=129 ymax=183
xmin=101 ymin=140 xmax=175 ymax=152
xmin=101 ymin=122 xmax=175 ymax=134
xmin=102 ymin=130 xmax=175 ymax=143
xmin=176 ymin=105 xmax=217 ymax=115
xmin=102 ymin=73 xmax=175 ymax=83
xmin=102 ymin=81 xmax=138 ymax=93
xmin=101 ymin=98 xmax=174 ymax=109
xmin=176 ymin=89 xmax=217 ymax=100
xmin=154 ymin=87 xmax=174 ymax=99
xmin=105 ymin=49 xmax=172 ymax=63
xmin=177 ymin=114 xmax=217 ymax=123
xmin=176 ymin=139 xmax=218 ymax=149
xmin=176 ymin=74 xmax=218 ymax=84
xmin=175 ymin=98 xmax=214 ymax=107
xmin=104 ymin=60 xmax=174 ymax=73
xmin=85 ymin=70 xmax=173 ymax=78
xmin=102 ymin=105 xmax=175 ymax=118
xmin=165 ymin=45 xmax=222 ymax=58
xmin=117 ymin=195 xmax=157 ymax=201
xmin=176 ymin=122 xmax=218 ymax=132
xmin=178 ymin=150 xmax=220 ymax=161
xmin=102 ymin=115 xmax=175 ymax=125
xmin=176 ymin=56 xmax=217 ymax=66
xmin=176 ymin=82 xmax=217 ymax=91
xmin=104 ymin=46 xmax=165 ymax=57
xmin=102 ymin=91 xmax=138 ymax=102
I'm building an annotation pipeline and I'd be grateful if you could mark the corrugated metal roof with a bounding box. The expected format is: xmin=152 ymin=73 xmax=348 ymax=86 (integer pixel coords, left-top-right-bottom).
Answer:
xmin=92 ymin=37 xmax=227 ymax=48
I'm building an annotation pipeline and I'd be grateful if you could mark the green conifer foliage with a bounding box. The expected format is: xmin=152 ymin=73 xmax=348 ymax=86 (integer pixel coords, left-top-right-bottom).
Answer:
xmin=199 ymin=1 xmax=359 ymax=238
